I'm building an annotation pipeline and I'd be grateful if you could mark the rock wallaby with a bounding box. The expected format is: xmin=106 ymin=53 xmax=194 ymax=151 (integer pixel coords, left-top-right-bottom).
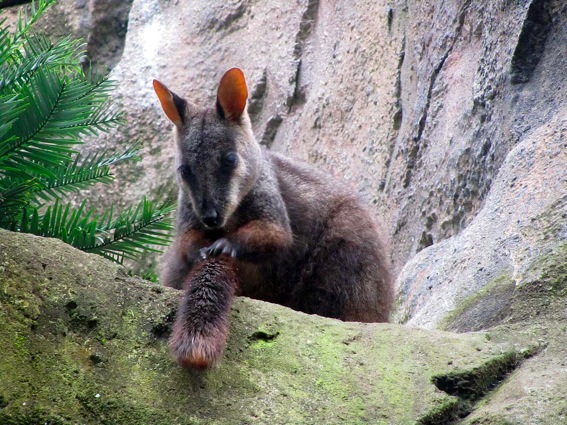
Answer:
xmin=153 ymin=68 xmax=393 ymax=368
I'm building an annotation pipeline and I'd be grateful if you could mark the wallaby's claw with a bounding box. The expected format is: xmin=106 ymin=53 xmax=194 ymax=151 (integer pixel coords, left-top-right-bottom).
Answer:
xmin=205 ymin=238 xmax=237 ymax=258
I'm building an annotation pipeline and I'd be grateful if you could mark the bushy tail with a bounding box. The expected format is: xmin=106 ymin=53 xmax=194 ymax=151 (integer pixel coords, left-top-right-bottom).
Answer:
xmin=169 ymin=257 xmax=238 ymax=368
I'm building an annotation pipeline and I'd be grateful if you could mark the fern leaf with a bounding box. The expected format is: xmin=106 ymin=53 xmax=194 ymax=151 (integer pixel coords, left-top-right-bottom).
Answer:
xmin=12 ymin=0 xmax=57 ymax=45
xmin=0 ymin=94 xmax=27 ymax=154
xmin=86 ymin=197 xmax=175 ymax=264
xmin=16 ymin=197 xmax=174 ymax=265
xmin=1 ymin=67 xmax=123 ymax=176
xmin=0 ymin=21 xmax=11 ymax=63
xmin=0 ymin=178 xmax=37 ymax=227
xmin=0 ymin=3 xmax=171 ymax=266
xmin=18 ymin=199 xmax=92 ymax=244
xmin=1 ymin=34 xmax=83 ymax=92
xmin=29 ymin=145 xmax=141 ymax=203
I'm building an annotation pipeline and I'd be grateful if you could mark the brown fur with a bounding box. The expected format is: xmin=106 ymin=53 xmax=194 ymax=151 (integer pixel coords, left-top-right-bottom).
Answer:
xmin=154 ymin=69 xmax=393 ymax=368
xmin=228 ymin=220 xmax=293 ymax=261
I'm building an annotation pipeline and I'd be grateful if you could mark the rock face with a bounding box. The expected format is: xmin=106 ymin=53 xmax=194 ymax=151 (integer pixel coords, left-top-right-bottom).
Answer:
xmin=1 ymin=0 xmax=133 ymax=72
xmin=394 ymin=106 xmax=567 ymax=329
xmin=1 ymin=0 xmax=567 ymax=423
xmin=27 ymin=0 xmax=563 ymax=277
xmin=1 ymin=229 xmax=565 ymax=425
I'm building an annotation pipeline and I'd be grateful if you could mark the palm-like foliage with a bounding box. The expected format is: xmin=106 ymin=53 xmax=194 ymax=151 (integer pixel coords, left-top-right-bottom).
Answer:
xmin=0 ymin=0 xmax=174 ymax=264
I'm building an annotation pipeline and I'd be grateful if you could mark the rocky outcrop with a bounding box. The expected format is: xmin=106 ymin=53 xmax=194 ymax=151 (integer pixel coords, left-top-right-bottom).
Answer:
xmin=394 ymin=106 xmax=567 ymax=329
xmin=1 ymin=0 xmax=133 ymax=72
xmin=27 ymin=0 xmax=562 ymax=277
xmin=2 ymin=0 xmax=566 ymax=422
xmin=2 ymin=229 xmax=565 ymax=424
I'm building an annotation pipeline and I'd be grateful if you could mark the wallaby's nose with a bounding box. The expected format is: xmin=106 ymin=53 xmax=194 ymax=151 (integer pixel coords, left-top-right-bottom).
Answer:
xmin=202 ymin=209 xmax=220 ymax=228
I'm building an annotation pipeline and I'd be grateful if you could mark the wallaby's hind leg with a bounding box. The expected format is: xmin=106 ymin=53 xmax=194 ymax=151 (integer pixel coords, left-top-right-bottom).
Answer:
xmin=291 ymin=202 xmax=393 ymax=323
xmin=169 ymin=257 xmax=239 ymax=368
xmin=159 ymin=245 xmax=190 ymax=290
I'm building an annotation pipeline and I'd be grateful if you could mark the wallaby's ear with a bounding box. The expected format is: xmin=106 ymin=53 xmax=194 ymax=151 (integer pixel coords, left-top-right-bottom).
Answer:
xmin=216 ymin=68 xmax=248 ymax=121
xmin=153 ymin=79 xmax=185 ymax=128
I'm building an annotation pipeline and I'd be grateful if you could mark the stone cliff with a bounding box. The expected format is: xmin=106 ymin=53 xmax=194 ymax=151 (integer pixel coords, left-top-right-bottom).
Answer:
xmin=1 ymin=0 xmax=566 ymax=423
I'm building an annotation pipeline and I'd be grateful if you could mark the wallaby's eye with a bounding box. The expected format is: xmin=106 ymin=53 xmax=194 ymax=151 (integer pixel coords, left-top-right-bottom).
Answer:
xmin=221 ymin=152 xmax=238 ymax=171
xmin=177 ymin=164 xmax=191 ymax=180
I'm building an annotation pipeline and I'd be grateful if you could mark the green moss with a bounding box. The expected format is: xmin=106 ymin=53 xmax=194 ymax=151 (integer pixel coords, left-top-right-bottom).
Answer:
xmin=440 ymin=242 xmax=567 ymax=333
xmin=439 ymin=274 xmax=516 ymax=332
xmin=312 ymin=326 xmax=367 ymax=422
xmin=520 ymin=243 xmax=567 ymax=295
xmin=0 ymin=230 xmax=539 ymax=424
xmin=432 ymin=352 xmax=519 ymax=401
xmin=418 ymin=351 xmax=522 ymax=424
xmin=464 ymin=415 xmax=516 ymax=425
xmin=417 ymin=397 xmax=461 ymax=425
xmin=249 ymin=321 xmax=281 ymax=349
xmin=521 ymin=196 xmax=567 ymax=243
xmin=366 ymin=335 xmax=417 ymax=422
xmin=506 ymin=243 xmax=567 ymax=324
xmin=13 ymin=333 xmax=26 ymax=350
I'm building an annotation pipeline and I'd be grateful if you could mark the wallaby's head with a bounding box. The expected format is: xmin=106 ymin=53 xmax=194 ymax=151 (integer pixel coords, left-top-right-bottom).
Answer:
xmin=153 ymin=68 xmax=262 ymax=229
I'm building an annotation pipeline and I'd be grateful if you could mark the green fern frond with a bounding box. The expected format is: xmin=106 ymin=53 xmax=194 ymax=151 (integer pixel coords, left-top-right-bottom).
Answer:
xmin=30 ymin=145 xmax=141 ymax=203
xmin=0 ymin=1 xmax=56 ymax=63
xmin=1 ymin=68 xmax=124 ymax=176
xmin=0 ymin=178 xmax=38 ymax=229
xmin=0 ymin=1 xmax=175 ymax=266
xmin=12 ymin=0 xmax=57 ymax=45
xmin=81 ymin=67 xmax=120 ymax=100
xmin=0 ymin=93 xmax=27 ymax=145
xmin=97 ymin=144 xmax=141 ymax=166
xmin=0 ymin=23 xmax=12 ymax=71
xmin=87 ymin=197 xmax=175 ymax=264
xmin=2 ymin=69 xmax=78 ymax=173
xmin=19 ymin=199 xmax=93 ymax=244
xmin=1 ymin=34 xmax=83 ymax=92
xmin=17 ymin=197 xmax=175 ymax=264
xmin=85 ymin=102 xmax=125 ymax=134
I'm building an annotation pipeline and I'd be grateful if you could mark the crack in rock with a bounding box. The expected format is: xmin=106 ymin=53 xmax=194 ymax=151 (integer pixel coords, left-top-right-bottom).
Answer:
xmin=288 ymin=0 xmax=320 ymax=111
xmin=403 ymin=0 xmax=473 ymax=189
xmin=419 ymin=349 xmax=538 ymax=425
xmin=510 ymin=0 xmax=553 ymax=84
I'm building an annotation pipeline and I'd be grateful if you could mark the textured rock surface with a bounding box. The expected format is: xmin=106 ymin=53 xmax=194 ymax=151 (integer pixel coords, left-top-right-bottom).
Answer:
xmin=0 ymin=229 xmax=539 ymax=424
xmin=1 ymin=0 xmax=133 ymax=71
xmin=461 ymin=252 xmax=567 ymax=424
xmin=31 ymin=0 xmax=563 ymax=278
xmin=1 ymin=1 xmax=566 ymax=422
xmin=385 ymin=0 xmax=565 ymax=272
xmin=5 ymin=0 xmax=562 ymax=272
xmin=4 ymin=0 xmax=565 ymax=271
xmin=394 ymin=106 xmax=567 ymax=329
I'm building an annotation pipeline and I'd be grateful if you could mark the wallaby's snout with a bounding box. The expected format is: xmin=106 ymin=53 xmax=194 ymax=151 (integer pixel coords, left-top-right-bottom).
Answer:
xmin=201 ymin=205 xmax=220 ymax=229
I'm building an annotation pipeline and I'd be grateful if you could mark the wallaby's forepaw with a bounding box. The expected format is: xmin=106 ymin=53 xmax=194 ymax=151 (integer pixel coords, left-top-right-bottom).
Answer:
xmin=169 ymin=324 xmax=227 ymax=369
xmin=200 ymin=238 xmax=237 ymax=259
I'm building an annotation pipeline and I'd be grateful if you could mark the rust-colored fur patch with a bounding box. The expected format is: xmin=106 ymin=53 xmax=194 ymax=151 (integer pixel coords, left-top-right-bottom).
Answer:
xmin=175 ymin=229 xmax=210 ymax=262
xmin=169 ymin=329 xmax=228 ymax=369
xmin=234 ymin=220 xmax=292 ymax=253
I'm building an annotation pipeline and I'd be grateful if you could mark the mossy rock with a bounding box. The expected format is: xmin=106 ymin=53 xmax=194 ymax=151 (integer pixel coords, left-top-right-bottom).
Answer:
xmin=0 ymin=229 xmax=534 ymax=424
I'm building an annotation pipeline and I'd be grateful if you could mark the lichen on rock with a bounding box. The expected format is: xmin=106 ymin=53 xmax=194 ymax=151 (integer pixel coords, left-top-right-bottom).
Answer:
xmin=0 ymin=229 xmax=536 ymax=424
